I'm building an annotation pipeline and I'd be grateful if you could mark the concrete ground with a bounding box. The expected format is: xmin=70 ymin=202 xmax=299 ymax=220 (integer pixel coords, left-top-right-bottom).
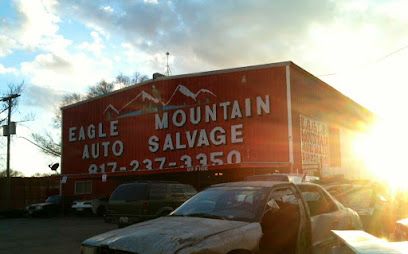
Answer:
xmin=0 ymin=216 xmax=116 ymax=254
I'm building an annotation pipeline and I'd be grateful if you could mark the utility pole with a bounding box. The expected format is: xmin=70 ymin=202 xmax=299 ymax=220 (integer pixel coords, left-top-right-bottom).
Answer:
xmin=165 ymin=52 xmax=172 ymax=76
xmin=1 ymin=93 xmax=20 ymax=210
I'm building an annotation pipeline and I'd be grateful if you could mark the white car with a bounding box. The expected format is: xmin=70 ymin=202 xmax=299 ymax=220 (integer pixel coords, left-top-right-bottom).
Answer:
xmin=81 ymin=182 xmax=361 ymax=254
xmin=72 ymin=197 xmax=108 ymax=216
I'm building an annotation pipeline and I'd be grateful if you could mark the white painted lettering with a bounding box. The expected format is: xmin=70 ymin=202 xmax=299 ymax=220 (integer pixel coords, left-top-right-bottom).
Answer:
xmin=87 ymin=125 xmax=95 ymax=139
xmin=245 ymin=98 xmax=252 ymax=117
xmin=190 ymin=107 xmax=201 ymax=125
xmin=98 ymin=122 xmax=107 ymax=138
xmin=197 ymin=129 xmax=210 ymax=147
xmin=256 ymin=95 xmax=270 ymax=115
xmin=110 ymin=120 xmax=119 ymax=136
xmin=210 ymin=127 xmax=226 ymax=146
xmin=231 ymin=100 xmax=242 ymax=119
xmin=112 ymin=141 xmax=124 ymax=156
xmin=163 ymin=134 xmax=174 ymax=151
xmin=91 ymin=143 xmax=99 ymax=158
xmin=205 ymin=104 xmax=217 ymax=122
xmin=172 ymin=109 xmax=186 ymax=127
xmin=148 ymin=136 xmax=160 ymax=152
xmin=231 ymin=124 xmax=244 ymax=143
xmin=101 ymin=141 xmax=110 ymax=157
xmin=78 ymin=126 xmax=86 ymax=141
xmin=155 ymin=113 xmax=168 ymax=130
xmin=82 ymin=144 xmax=89 ymax=159
xmin=69 ymin=127 xmax=77 ymax=142
xmin=175 ymin=132 xmax=186 ymax=149
xmin=186 ymin=130 xmax=197 ymax=148
xmin=219 ymin=101 xmax=231 ymax=120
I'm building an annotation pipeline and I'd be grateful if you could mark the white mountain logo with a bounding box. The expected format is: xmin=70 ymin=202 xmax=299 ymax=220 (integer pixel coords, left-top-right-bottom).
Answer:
xmin=164 ymin=85 xmax=216 ymax=105
xmin=103 ymin=85 xmax=217 ymax=119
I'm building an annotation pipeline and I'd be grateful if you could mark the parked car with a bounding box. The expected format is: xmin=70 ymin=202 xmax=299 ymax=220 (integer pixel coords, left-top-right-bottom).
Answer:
xmin=72 ymin=197 xmax=108 ymax=216
xmin=25 ymin=195 xmax=61 ymax=217
xmin=246 ymin=173 xmax=319 ymax=184
xmin=82 ymin=181 xmax=361 ymax=254
xmin=105 ymin=181 xmax=197 ymax=227
xmin=324 ymin=182 xmax=392 ymax=237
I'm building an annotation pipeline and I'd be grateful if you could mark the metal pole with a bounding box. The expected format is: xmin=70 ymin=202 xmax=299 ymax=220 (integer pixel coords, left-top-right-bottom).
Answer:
xmin=5 ymin=100 xmax=13 ymax=175
xmin=1 ymin=93 xmax=20 ymax=210
xmin=6 ymin=97 xmax=11 ymax=209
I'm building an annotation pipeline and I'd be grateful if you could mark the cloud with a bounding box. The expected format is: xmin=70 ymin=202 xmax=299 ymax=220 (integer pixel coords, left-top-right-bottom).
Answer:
xmin=23 ymin=84 xmax=63 ymax=109
xmin=16 ymin=0 xmax=60 ymax=49
xmin=20 ymin=51 xmax=115 ymax=92
xmin=78 ymin=31 xmax=105 ymax=56
xmin=0 ymin=35 xmax=16 ymax=57
xmin=58 ymin=0 xmax=338 ymax=71
xmin=0 ymin=64 xmax=17 ymax=74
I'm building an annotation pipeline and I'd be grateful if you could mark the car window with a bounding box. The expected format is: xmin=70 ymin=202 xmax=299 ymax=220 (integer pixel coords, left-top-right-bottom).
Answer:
xmin=298 ymin=185 xmax=337 ymax=216
xmin=149 ymin=183 xmax=168 ymax=200
xmin=338 ymin=188 xmax=374 ymax=209
xmin=110 ymin=183 xmax=148 ymax=201
xmin=183 ymin=185 xmax=197 ymax=195
xmin=246 ymin=174 xmax=289 ymax=182
xmin=172 ymin=186 xmax=269 ymax=222
xmin=268 ymin=187 xmax=300 ymax=207
xmin=46 ymin=195 xmax=60 ymax=204
xmin=169 ymin=184 xmax=196 ymax=197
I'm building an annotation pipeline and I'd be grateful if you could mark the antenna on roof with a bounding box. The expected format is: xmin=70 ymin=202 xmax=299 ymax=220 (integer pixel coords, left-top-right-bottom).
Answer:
xmin=165 ymin=52 xmax=172 ymax=76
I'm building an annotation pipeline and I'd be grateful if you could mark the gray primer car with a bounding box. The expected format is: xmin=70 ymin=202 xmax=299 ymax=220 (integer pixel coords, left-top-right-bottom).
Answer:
xmin=81 ymin=181 xmax=361 ymax=254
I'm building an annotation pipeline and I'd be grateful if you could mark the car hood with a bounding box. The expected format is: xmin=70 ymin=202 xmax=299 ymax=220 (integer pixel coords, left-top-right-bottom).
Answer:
xmin=28 ymin=202 xmax=51 ymax=207
xmin=83 ymin=216 xmax=250 ymax=253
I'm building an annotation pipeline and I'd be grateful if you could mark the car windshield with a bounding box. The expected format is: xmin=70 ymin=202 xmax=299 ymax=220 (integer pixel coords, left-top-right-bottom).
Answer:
xmin=171 ymin=186 xmax=269 ymax=222
xmin=110 ymin=183 xmax=148 ymax=201
xmin=46 ymin=195 xmax=60 ymax=204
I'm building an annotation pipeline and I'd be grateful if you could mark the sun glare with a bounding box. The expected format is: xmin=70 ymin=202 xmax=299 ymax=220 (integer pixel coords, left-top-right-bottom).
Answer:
xmin=353 ymin=118 xmax=408 ymax=194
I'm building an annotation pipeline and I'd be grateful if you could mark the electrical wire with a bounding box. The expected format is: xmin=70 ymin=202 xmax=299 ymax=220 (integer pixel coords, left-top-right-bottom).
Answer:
xmin=319 ymin=43 xmax=408 ymax=77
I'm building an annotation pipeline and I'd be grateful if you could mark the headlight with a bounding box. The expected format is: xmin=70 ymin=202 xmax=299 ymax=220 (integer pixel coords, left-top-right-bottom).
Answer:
xmin=80 ymin=245 xmax=97 ymax=254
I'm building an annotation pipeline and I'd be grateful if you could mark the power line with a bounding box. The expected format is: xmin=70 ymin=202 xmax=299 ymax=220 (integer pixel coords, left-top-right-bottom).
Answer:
xmin=319 ymin=43 xmax=408 ymax=77
xmin=17 ymin=136 xmax=60 ymax=157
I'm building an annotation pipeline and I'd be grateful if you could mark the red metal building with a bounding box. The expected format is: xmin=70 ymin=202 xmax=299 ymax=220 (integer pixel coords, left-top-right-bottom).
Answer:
xmin=61 ymin=62 xmax=373 ymax=201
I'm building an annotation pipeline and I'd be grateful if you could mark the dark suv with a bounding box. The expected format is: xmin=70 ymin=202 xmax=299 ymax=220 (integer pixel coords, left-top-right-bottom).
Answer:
xmin=105 ymin=181 xmax=197 ymax=227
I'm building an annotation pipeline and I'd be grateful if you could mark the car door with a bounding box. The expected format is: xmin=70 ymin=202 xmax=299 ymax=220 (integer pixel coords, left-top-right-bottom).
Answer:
xmin=148 ymin=183 xmax=171 ymax=217
xmin=259 ymin=185 xmax=311 ymax=254
xmin=298 ymin=184 xmax=350 ymax=253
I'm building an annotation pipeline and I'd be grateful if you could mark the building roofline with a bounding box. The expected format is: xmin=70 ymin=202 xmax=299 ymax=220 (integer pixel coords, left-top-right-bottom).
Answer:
xmin=61 ymin=61 xmax=293 ymax=110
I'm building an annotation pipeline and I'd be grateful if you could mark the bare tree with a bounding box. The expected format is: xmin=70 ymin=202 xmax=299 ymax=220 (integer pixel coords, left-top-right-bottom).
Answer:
xmin=0 ymin=169 xmax=23 ymax=177
xmin=115 ymin=73 xmax=131 ymax=88
xmin=132 ymin=72 xmax=149 ymax=85
xmin=53 ymin=93 xmax=82 ymax=128
xmin=31 ymin=132 xmax=61 ymax=157
xmin=86 ymin=80 xmax=115 ymax=99
xmin=0 ymin=82 xmax=24 ymax=125
xmin=32 ymin=71 xmax=147 ymax=158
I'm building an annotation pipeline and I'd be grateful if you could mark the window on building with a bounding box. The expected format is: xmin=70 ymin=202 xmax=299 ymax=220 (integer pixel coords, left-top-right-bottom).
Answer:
xmin=74 ymin=181 xmax=92 ymax=195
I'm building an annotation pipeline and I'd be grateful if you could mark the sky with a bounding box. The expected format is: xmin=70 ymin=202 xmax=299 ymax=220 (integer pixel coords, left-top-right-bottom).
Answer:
xmin=1 ymin=0 xmax=408 ymax=177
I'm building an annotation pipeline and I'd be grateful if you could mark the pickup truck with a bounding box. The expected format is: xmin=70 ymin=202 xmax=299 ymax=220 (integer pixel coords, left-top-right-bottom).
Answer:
xmin=81 ymin=181 xmax=362 ymax=254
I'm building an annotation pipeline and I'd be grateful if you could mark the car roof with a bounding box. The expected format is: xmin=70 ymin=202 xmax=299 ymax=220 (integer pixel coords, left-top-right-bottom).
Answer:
xmin=211 ymin=181 xmax=294 ymax=188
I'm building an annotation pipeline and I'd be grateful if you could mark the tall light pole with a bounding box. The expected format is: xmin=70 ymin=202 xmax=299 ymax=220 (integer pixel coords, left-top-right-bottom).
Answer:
xmin=1 ymin=93 xmax=20 ymax=209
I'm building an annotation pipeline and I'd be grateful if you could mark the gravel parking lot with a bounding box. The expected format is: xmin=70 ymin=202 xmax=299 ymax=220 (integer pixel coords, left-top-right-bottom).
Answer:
xmin=0 ymin=216 xmax=116 ymax=254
